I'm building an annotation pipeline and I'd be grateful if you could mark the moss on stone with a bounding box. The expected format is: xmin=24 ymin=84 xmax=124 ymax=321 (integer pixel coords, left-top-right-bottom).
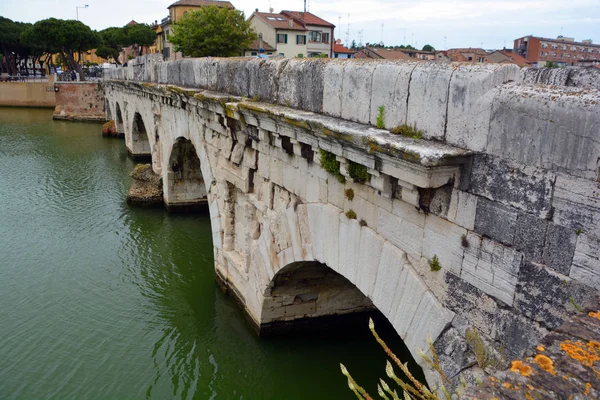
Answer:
xmin=390 ymin=123 xmax=423 ymax=139
xmin=345 ymin=188 xmax=355 ymax=201
xmin=346 ymin=209 xmax=357 ymax=219
xmin=347 ymin=161 xmax=370 ymax=183
xmin=319 ymin=149 xmax=345 ymax=183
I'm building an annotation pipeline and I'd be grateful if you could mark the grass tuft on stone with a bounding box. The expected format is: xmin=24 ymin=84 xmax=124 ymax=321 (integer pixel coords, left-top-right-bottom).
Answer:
xmin=345 ymin=188 xmax=355 ymax=201
xmin=319 ymin=149 xmax=346 ymax=183
xmin=390 ymin=123 xmax=423 ymax=139
xmin=429 ymin=255 xmax=441 ymax=271
xmin=345 ymin=209 xmax=357 ymax=220
xmin=347 ymin=161 xmax=370 ymax=183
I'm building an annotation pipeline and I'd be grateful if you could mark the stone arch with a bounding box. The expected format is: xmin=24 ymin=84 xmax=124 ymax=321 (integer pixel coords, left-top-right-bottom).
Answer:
xmin=115 ymin=102 xmax=125 ymax=134
xmin=105 ymin=99 xmax=113 ymax=121
xmin=164 ymin=137 xmax=207 ymax=211
xmin=152 ymin=125 xmax=162 ymax=175
xmin=130 ymin=112 xmax=151 ymax=160
xmin=246 ymin=203 xmax=454 ymax=385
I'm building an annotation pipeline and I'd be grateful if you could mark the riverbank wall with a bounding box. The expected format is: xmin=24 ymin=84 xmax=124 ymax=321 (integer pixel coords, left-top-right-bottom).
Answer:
xmin=53 ymin=82 xmax=106 ymax=122
xmin=0 ymin=81 xmax=56 ymax=108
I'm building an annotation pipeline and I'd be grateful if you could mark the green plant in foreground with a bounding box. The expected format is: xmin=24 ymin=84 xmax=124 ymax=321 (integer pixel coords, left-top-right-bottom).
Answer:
xmin=429 ymin=255 xmax=441 ymax=271
xmin=346 ymin=209 xmax=357 ymax=219
xmin=391 ymin=123 xmax=423 ymax=139
xmin=376 ymin=105 xmax=385 ymax=129
xmin=319 ymin=149 xmax=346 ymax=183
xmin=341 ymin=318 xmax=459 ymax=400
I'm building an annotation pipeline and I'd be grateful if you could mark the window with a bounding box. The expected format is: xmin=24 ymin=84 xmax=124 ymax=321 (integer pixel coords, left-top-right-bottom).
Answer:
xmin=277 ymin=33 xmax=288 ymax=44
xmin=540 ymin=51 xmax=544 ymax=57
xmin=467 ymin=56 xmax=473 ymax=61
xmin=561 ymin=45 xmax=567 ymax=50
xmin=251 ymin=52 xmax=257 ymax=56
xmin=551 ymin=44 xmax=558 ymax=49
xmin=478 ymin=57 xmax=485 ymax=63
xmin=296 ymin=35 xmax=306 ymax=45
xmin=322 ymin=33 xmax=330 ymax=44
xmin=309 ymin=31 xmax=321 ymax=42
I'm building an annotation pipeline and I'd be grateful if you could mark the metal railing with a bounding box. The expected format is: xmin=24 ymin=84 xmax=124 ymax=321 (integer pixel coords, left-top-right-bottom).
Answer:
xmin=0 ymin=75 xmax=50 ymax=83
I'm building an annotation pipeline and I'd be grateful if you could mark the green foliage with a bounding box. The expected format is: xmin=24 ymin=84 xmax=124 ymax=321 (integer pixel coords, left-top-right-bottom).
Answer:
xmin=297 ymin=53 xmax=304 ymax=58
xmin=390 ymin=123 xmax=423 ymax=139
xmin=429 ymin=255 xmax=441 ymax=271
xmin=319 ymin=150 xmax=345 ymax=183
xmin=376 ymin=105 xmax=385 ymax=129
xmin=575 ymin=228 xmax=583 ymax=236
xmin=168 ymin=6 xmax=257 ymax=57
xmin=345 ymin=210 xmax=357 ymax=220
xmin=341 ymin=318 xmax=461 ymax=400
xmin=347 ymin=162 xmax=370 ymax=183
xmin=345 ymin=188 xmax=355 ymax=201
xmin=97 ymin=23 xmax=156 ymax=62
xmin=465 ymin=328 xmax=505 ymax=370
xmin=422 ymin=44 xmax=435 ymax=52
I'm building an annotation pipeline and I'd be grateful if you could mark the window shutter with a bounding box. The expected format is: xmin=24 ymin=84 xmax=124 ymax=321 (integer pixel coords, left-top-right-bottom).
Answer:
xmin=285 ymin=34 xmax=288 ymax=44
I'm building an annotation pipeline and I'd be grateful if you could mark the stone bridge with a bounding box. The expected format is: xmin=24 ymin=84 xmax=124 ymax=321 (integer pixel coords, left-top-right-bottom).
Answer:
xmin=102 ymin=56 xmax=600 ymax=388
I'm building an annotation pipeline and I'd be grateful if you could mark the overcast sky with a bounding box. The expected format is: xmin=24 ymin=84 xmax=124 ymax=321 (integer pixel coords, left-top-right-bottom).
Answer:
xmin=1 ymin=0 xmax=599 ymax=50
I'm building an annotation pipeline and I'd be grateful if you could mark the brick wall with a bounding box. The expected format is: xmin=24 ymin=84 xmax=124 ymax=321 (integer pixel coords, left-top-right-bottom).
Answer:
xmin=53 ymin=82 xmax=106 ymax=121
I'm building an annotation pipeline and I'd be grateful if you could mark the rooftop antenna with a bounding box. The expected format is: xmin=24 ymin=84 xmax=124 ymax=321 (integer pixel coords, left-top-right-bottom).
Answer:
xmin=381 ymin=23 xmax=384 ymax=45
xmin=444 ymin=36 xmax=447 ymax=50
xmin=358 ymin=29 xmax=364 ymax=47
xmin=304 ymin=0 xmax=306 ymax=12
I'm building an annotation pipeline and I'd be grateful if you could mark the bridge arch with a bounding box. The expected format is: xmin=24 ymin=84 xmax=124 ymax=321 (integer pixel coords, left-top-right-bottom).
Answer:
xmin=164 ymin=137 xmax=208 ymax=210
xmin=130 ymin=112 xmax=152 ymax=160
xmin=243 ymin=203 xmax=454 ymax=385
xmin=115 ymin=102 xmax=125 ymax=135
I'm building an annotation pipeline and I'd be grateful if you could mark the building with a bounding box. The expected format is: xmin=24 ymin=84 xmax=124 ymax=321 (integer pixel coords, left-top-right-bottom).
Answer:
xmin=247 ymin=10 xmax=335 ymax=58
xmin=514 ymin=35 xmax=600 ymax=67
xmin=243 ymin=40 xmax=277 ymax=57
xmin=436 ymin=48 xmax=490 ymax=63
xmin=356 ymin=46 xmax=434 ymax=61
xmin=487 ymin=50 xmax=532 ymax=67
xmin=159 ymin=0 xmax=235 ymax=60
xmin=333 ymin=40 xmax=355 ymax=59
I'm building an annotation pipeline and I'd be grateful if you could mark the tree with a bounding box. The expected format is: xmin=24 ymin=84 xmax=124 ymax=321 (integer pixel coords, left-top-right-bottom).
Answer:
xmin=123 ymin=23 xmax=156 ymax=57
xmin=350 ymin=40 xmax=357 ymax=50
xmin=168 ymin=6 xmax=256 ymax=57
xmin=422 ymin=44 xmax=435 ymax=52
xmin=24 ymin=18 xmax=100 ymax=79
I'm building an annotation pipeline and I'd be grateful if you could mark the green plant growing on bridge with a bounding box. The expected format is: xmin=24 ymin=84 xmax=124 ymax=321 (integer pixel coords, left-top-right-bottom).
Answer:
xmin=429 ymin=255 xmax=441 ymax=271
xmin=340 ymin=318 xmax=460 ymax=400
xmin=391 ymin=123 xmax=423 ymax=140
xmin=465 ymin=328 xmax=505 ymax=371
xmin=345 ymin=188 xmax=355 ymax=201
xmin=347 ymin=161 xmax=370 ymax=183
xmin=376 ymin=105 xmax=386 ymax=129
xmin=319 ymin=149 xmax=346 ymax=183
xmin=346 ymin=209 xmax=357 ymax=220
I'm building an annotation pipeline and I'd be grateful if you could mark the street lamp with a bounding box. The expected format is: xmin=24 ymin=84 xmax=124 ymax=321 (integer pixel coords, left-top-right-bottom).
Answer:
xmin=76 ymin=5 xmax=89 ymax=21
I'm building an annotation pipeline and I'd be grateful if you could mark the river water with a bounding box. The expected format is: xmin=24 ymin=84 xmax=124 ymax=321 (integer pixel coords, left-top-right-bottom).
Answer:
xmin=0 ymin=108 xmax=421 ymax=400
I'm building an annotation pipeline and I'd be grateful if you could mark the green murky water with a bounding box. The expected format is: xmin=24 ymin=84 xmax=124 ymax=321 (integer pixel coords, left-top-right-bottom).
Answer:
xmin=0 ymin=108 xmax=420 ymax=400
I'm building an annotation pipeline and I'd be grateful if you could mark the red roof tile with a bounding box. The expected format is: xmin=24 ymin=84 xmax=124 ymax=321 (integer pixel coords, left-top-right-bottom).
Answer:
xmin=281 ymin=11 xmax=335 ymax=27
xmin=333 ymin=43 xmax=354 ymax=54
xmin=246 ymin=39 xmax=276 ymax=51
xmin=252 ymin=12 xmax=306 ymax=31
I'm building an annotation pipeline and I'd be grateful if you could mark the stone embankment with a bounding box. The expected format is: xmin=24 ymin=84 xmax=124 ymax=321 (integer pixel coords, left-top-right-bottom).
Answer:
xmin=53 ymin=82 xmax=106 ymax=122
xmin=103 ymin=55 xmax=600 ymax=392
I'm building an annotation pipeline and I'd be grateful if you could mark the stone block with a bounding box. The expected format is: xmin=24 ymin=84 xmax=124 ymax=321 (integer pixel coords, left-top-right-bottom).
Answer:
xmin=369 ymin=62 xmax=417 ymax=129
xmin=338 ymin=216 xmax=362 ymax=284
xmin=391 ymin=267 xmax=428 ymax=338
xmin=406 ymin=62 xmax=454 ymax=141
xmin=377 ymin=207 xmax=424 ymax=260
xmin=322 ymin=61 xmax=345 ymax=118
xmin=552 ymin=173 xmax=600 ymax=238
xmin=488 ymin=84 xmax=600 ymax=176
xmin=515 ymin=261 xmax=599 ymax=330
xmin=192 ymin=58 xmax=209 ymax=88
xmin=372 ymin=242 xmax=406 ymax=316
xmin=469 ymin=154 xmax=554 ymax=218
xmin=570 ymin=233 xmax=600 ymax=290
xmin=451 ymin=190 xmax=478 ymax=230
xmin=323 ymin=205 xmax=341 ymax=271
xmin=166 ymin=61 xmax=182 ymax=85
xmin=446 ymin=64 xmax=520 ymax=152
xmin=474 ymin=197 xmax=517 ymax=246
xmin=514 ymin=212 xmax=548 ymax=263
xmin=178 ymin=59 xmax=196 ymax=87
xmin=423 ymin=214 xmax=467 ymax=275
xmin=341 ymin=61 xmax=377 ymax=124
xmin=542 ymin=222 xmax=577 ymax=276
xmin=461 ymin=233 xmax=522 ymax=306
xmin=249 ymin=59 xmax=280 ymax=104
xmin=404 ymin=291 xmax=454 ymax=355
xmin=300 ymin=60 xmax=325 ymax=113
xmin=356 ymin=227 xmax=385 ymax=298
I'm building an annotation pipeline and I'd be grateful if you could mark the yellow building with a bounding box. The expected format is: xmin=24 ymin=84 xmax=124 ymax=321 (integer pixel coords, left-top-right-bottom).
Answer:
xmin=51 ymin=49 xmax=109 ymax=67
xmin=168 ymin=0 xmax=233 ymax=24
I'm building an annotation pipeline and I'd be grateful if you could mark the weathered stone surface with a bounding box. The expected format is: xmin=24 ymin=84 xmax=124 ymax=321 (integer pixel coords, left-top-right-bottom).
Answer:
xmin=552 ymin=173 xmax=600 ymax=238
xmin=101 ymin=120 xmax=118 ymax=137
xmin=127 ymin=164 xmax=163 ymax=205
xmin=570 ymin=233 xmax=600 ymax=291
xmin=461 ymin=233 xmax=522 ymax=305
xmin=474 ymin=198 xmax=518 ymax=246
xmin=488 ymin=84 xmax=600 ymax=177
xmin=542 ymin=222 xmax=577 ymax=276
xmin=341 ymin=61 xmax=377 ymax=124
xmin=446 ymin=63 xmax=520 ymax=152
xmin=433 ymin=327 xmax=477 ymax=382
xmin=369 ymin=62 xmax=416 ymax=129
xmin=322 ymin=61 xmax=344 ymax=118
xmin=469 ymin=154 xmax=555 ymax=218
xmin=464 ymin=313 xmax=600 ymax=400
xmin=406 ymin=62 xmax=454 ymax=141
xmin=514 ymin=212 xmax=548 ymax=263
xmin=515 ymin=261 xmax=599 ymax=330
